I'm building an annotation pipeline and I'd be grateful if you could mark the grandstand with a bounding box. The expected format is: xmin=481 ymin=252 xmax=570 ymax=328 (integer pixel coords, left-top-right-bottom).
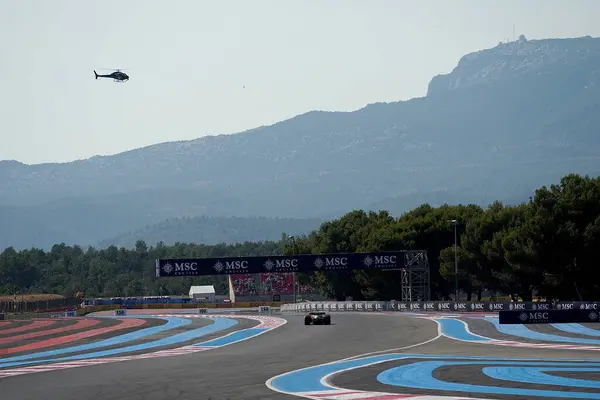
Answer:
xmin=229 ymin=272 xmax=322 ymax=301
xmin=260 ymin=273 xmax=293 ymax=294
xmin=230 ymin=274 xmax=258 ymax=296
xmin=78 ymin=274 xmax=324 ymax=308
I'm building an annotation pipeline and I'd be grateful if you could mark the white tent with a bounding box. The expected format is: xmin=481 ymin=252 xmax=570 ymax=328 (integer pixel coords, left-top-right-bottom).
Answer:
xmin=189 ymin=285 xmax=216 ymax=302
xmin=228 ymin=275 xmax=236 ymax=303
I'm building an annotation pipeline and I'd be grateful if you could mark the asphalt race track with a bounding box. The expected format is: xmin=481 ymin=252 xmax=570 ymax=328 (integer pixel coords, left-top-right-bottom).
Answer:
xmin=1 ymin=310 xmax=600 ymax=399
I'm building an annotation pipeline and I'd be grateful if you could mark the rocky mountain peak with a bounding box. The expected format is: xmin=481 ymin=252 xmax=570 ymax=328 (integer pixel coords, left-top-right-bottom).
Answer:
xmin=427 ymin=35 xmax=600 ymax=96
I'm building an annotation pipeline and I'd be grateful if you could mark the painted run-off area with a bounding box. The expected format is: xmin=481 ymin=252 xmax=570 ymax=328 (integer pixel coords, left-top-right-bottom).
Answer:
xmin=0 ymin=313 xmax=287 ymax=379
xmin=4 ymin=310 xmax=600 ymax=399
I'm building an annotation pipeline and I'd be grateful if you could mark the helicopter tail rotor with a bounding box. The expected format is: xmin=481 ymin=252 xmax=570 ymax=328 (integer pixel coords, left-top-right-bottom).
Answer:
xmin=94 ymin=70 xmax=99 ymax=79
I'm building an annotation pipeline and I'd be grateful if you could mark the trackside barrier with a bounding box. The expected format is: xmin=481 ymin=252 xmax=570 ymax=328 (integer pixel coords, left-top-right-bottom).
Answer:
xmin=80 ymin=301 xmax=285 ymax=315
xmin=196 ymin=308 xmax=208 ymax=314
xmin=280 ymin=301 xmax=600 ymax=314
xmin=258 ymin=306 xmax=272 ymax=314
xmin=499 ymin=309 xmax=600 ymax=324
xmin=49 ymin=313 xmax=63 ymax=318
xmin=113 ymin=309 xmax=127 ymax=316
xmin=0 ymin=297 xmax=80 ymax=314
xmin=0 ymin=313 xmax=4 ymax=320
xmin=63 ymin=311 xmax=77 ymax=317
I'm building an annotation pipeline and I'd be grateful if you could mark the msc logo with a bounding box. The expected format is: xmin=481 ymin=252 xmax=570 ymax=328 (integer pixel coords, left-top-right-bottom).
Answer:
xmin=454 ymin=303 xmax=467 ymax=310
xmin=264 ymin=258 xmax=299 ymax=271
xmin=410 ymin=303 xmax=421 ymax=310
xmin=162 ymin=262 xmax=198 ymax=274
xmin=374 ymin=255 xmax=397 ymax=265
xmin=509 ymin=303 xmax=526 ymax=310
xmin=327 ymin=257 xmax=347 ymax=266
xmin=438 ymin=302 xmax=451 ymax=310
xmin=277 ymin=259 xmax=298 ymax=268
xmin=532 ymin=303 xmax=551 ymax=310
xmin=471 ymin=303 xmax=484 ymax=310
xmin=363 ymin=255 xmax=398 ymax=267
xmin=557 ymin=303 xmax=574 ymax=310
xmin=315 ymin=257 xmax=348 ymax=269
xmin=425 ymin=302 xmax=435 ymax=310
xmin=489 ymin=303 xmax=504 ymax=311
xmin=528 ymin=312 xmax=549 ymax=320
xmin=580 ymin=303 xmax=598 ymax=310
xmin=213 ymin=260 xmax=248 ymax=273
xmin=174 ymin=262 xmax=198 ymax=272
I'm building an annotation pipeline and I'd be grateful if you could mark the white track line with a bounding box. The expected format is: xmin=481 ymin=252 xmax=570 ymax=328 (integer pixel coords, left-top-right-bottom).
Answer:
xmin=364 ymin=312 xmax=600 ymax=352
xmin=264 ymin=330 xmax=479 ymax=400
xmin=424 ymin=316 xmax=600 ymax=352
xmin=267 ymin=311 xmax=600 ymax=400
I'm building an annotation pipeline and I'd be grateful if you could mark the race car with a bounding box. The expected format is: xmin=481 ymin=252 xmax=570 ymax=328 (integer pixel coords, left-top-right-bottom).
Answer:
xmin=304 ymin=311 xmax=331 ymax=325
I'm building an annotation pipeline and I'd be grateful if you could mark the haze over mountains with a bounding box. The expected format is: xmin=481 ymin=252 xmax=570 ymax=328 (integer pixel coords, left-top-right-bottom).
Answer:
xmin=2 ymin=35 xmax=600 ymax=251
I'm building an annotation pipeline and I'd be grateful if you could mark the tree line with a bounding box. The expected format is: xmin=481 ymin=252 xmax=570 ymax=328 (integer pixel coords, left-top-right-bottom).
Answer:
xmin=1 ymin=173 xmax=599 ymax=302
xmin=0 ymin=241 xmax=283 ymax=299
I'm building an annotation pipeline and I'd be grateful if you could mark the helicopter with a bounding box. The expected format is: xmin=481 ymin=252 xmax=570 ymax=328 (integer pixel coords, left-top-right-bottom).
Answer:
xmin=94 ymin=69 xmax=129 ymax=82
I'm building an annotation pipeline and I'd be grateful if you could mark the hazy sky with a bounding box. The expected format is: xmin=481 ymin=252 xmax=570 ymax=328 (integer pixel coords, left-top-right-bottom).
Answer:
xmin=2 ymin=0 xmax=600 ymax=165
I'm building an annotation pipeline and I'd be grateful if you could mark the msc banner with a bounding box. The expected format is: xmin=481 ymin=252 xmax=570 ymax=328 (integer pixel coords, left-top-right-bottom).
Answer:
xmin=156 ymin=251 xmax=404 ymax=277
xmin=499 ymin=309 xmax=600 ymax=324
xmin=281 ymin=301 xmax=600 ymax=315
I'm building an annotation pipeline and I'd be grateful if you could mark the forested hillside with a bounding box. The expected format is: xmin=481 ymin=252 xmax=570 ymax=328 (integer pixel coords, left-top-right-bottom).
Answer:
xmin=2 ymin=173 xmax=599 ymax=302
xmin=2 ymin=36 xmax=600 ymax=250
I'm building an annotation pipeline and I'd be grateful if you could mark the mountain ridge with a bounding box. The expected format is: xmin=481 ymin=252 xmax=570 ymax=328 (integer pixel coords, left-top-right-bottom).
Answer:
xmin=4 ymin=35 xmax=600 ymax=170
xmin=428 ymin=35 xmax=600 ymax=96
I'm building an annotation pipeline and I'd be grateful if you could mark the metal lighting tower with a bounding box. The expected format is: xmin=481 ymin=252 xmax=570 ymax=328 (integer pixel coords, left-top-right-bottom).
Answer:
xmin=400 ymin=250 xmax=431 ymax=301
xmin=448 ymin=219 xmax=459 ymax=301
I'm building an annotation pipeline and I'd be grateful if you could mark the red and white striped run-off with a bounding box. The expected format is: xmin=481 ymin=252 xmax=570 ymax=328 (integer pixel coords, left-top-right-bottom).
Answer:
xmin=0 ymin=314 xmax=287 ymax=379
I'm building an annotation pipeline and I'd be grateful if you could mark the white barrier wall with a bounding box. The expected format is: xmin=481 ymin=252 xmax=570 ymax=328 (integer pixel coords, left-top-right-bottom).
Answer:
xmin=280 ymin=301 xmax=586 ymax=313
xmin=281 ymin=301 xmax=386 ymax=313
